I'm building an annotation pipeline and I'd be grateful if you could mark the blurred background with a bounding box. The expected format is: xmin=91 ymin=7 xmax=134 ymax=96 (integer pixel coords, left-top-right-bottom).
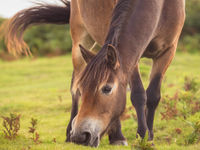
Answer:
xmin=0 ymin=0 xmax=71 ymax=60
xmin=0 ymin=0 xmax=199 ymax=59
xmin=0 ymin=1 xmax=200 ymax=149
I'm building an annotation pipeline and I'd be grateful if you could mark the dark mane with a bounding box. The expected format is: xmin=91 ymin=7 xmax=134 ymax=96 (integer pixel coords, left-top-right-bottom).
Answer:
xmin=105 ymin=0 xmax=136 ymax=46
xmin=79 ymin=0 xmax=136 ymax=93
xmin=78 ymin=48 xmax=113 ymax=94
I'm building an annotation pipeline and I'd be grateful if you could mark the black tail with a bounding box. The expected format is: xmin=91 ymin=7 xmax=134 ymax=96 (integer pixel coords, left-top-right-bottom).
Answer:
xmin=0 ymin=0 xmax=70 ymax=55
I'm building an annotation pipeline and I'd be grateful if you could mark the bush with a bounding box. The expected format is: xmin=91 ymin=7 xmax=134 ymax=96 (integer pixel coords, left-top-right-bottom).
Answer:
xmin=1 ymin=113 xmax=21 ymax=139
xmin=0 ymin=18 xmax=72 ymax=56
xmin=178 ymin=34 xmax=200 ymax=53
xmin=184 ymin=0 xmax=200 ymax=34
xmin=185 ymin=120 xmax=200 ymax=145
xmin=24 ymin=24 xmax=72 ymax=56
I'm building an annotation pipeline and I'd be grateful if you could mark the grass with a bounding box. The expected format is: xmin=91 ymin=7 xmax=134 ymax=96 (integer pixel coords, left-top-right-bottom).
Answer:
xmin=0 ymin=52 xmax=200 ymax=150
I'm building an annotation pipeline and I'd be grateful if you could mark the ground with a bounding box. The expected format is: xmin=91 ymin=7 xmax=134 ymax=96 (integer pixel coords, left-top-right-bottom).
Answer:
xmin=0 ymin=52 xmax=200 ymax=150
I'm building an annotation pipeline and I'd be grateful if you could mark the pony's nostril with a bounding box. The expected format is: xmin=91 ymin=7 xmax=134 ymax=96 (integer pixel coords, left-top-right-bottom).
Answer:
xmin=82 ymin=131 xmax=91 ymax=144
xmin=70 ymin=131 xmax=91 ymax=145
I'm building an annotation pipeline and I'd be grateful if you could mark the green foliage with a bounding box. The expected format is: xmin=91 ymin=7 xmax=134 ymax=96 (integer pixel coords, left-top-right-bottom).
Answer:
xmin=0 ymin=17 xmax=5 ymax=24
xmin=0 ymin=19 xmax=72 ymax=56
xmin=184 ymin=0 xmax=200 ymax=33
xmin=0 ymin=18 xmax=6 ymax=52
xmin=185 ymin=120 xmax=200 ymax=145
xmin=160 ymin=76 xmax=200 ymax=121
xmin=160 ymin=93 xmax=179 ymax=120
xmin=24 ymin=24 xmax=72 ymax=56
xmin=132 ymin=134 xmax=155 ymax=150
xmin=28 ymin=118 xmax=41 ymax=144
xmin=1 ymin=113 xmax=21 ymax=139
xmin=184 ymin=76 xmax=199 ymax=92
xmin=178 ymin=34 xmax=200 ymax=53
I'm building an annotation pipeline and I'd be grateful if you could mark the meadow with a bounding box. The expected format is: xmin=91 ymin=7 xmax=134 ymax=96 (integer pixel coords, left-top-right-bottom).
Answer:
xmin=0 ymin=52 xmax=200 ymax=150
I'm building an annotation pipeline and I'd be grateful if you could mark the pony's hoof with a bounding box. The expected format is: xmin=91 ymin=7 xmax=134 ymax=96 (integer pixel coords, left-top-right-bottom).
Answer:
xmin=65 ymin=137 xmax=70 ymax=143
xmin=111 ymin=140 xmax=128 ymax=146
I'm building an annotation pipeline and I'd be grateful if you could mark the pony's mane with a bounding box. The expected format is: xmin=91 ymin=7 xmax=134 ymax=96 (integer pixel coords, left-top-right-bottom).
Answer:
xmin=78 ymin=48 xmax=113 ymax=94
xmin=105 ymin=0 xmax=136 ymax=46
xmin=79 ymin=0 xmax=135 ymax=92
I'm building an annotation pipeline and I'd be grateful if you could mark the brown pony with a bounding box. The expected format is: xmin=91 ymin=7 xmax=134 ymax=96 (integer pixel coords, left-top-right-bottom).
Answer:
xmin=0 ymin=0 xmax=185 ymax=147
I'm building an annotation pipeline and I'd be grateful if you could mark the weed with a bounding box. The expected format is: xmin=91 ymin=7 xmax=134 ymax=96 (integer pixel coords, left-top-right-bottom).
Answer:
xmin=179 ymin=100 xmax=190 ymax=119
xmin=178 ymin=90 xmax=200 ymax=116
xmin=52 ymin=138 xmax=56 ymax=143
xmin=164 ymin=136 xmax=172 ymax=144
xmin=58 ymin=95 xmax=63 ymax=103
xmin=28 ymin=118 xmax=41 ymax=144
xmin=22 ymin=146 xmax=31 ymax=150
xmin=191 ymin=101 xmax=200 ymax=114
xmin=132 ymin=134 xmax=155 ymax=150
xmin=160 ymin=93 xmax=179 ymax=120
xmin=185 ymin=120 xmax=200 ymax=145
xmin=175 ymin=128 xmax=182 ymax=134
xmin=161 ymin=89 xmax=199 ymax=120
xmin=1 ymin=113 xmax=21 ymax=139
xmin=184 ymin=76 xmax=199 ymax=92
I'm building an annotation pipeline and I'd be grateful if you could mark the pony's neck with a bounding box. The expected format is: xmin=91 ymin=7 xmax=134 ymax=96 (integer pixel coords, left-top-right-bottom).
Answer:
xmin=108 ymin=0 xmax=164 ymax=76
xmin=104 ymin=0 xmax=135 ymax=47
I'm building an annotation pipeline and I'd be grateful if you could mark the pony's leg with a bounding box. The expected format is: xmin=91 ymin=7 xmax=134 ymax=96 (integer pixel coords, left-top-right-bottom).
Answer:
xmin=108 ymin=119 xmax=128 ymax=146
xmin=66 ymin=38 xmax=95 ymax=142
xmin=66 ymin=71 xmax=80 ymax=142
xmin=66 ymin=15 xmax=95 ymax=141
xmin=130 ymin=65 xmax=147 ymax=138
xmin=146 ymin=45 xmax=177 ymax=140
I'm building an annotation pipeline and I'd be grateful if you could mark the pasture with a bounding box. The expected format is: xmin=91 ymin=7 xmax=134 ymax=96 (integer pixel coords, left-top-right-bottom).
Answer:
xmin=0 ymin=52 xmax=200 ymax=150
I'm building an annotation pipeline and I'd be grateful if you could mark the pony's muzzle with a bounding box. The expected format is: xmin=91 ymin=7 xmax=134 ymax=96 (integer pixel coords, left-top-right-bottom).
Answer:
xmin=70 ymin=118 xmax=102 ymax=147
xmin=70 ymin=131 xmax=92 ymax=145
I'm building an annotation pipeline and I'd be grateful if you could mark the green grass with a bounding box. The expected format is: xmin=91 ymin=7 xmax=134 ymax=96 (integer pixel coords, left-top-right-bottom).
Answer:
xmin=0 ymin=53 xmax=200 ymax=150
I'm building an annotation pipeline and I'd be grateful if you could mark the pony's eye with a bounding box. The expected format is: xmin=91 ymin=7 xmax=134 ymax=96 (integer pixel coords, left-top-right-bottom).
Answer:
xmin=101 ymin=85 xmax=112 ymax=94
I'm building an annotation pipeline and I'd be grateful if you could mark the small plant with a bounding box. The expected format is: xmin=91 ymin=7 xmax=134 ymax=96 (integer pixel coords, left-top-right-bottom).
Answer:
xmin=28 ymin=118 xmax=41 ymax=144
xmin=178 ymin=90 xmax=200 ymax=117
xmin=179 ymin=100 xmax=190 ymax=119
xmin=175 ymin=128 xmax=182 ymax=134
xmin=21 ymin=146 xmax=31 ymax=150
xmin=132 ymin=134 xmax=155 ymax=150
xmin=185 ymin=120 xmax=200 ymax=145
xmin=52 ymin=138 xmax=57 ymax=143
xmin=191 ymin=101 xmax=200 ymax=114
xmin=1 ymin=113 xmax=21 ymax=139
xmin=184 ymin=76 xmax=199 ymax=92
xmin=160 ymin=94 xmax=179 ymax=120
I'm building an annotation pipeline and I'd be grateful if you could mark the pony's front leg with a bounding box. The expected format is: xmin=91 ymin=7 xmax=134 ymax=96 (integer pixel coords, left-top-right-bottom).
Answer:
xmin=130 ymin=65 xmax=147 ymax=138
xmin=65 ymin=9 xmax=96 ymax=140
xmin=108 ymin=119 xmax=128 ymax=146
xmin=146 ymin=44 xmax=177 ymax=141
xmin=66 ymin=72 xmax=80 ymax=142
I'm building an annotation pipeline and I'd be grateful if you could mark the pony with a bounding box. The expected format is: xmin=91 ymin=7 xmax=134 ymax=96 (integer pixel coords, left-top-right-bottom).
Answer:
xmin=0 ymin=0 xmax=185 ymax=147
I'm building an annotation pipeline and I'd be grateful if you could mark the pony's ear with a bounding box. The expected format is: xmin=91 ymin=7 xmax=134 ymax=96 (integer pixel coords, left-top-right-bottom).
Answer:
xmin=106 ymin=44 xmax=120 ymax=69
xmin=79 ymin=44 xmax=95 ymax=63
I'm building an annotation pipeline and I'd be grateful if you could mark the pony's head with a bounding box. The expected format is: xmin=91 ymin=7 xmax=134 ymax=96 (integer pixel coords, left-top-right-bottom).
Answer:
xmin=70 ymin=44 xmax=127 ymax=147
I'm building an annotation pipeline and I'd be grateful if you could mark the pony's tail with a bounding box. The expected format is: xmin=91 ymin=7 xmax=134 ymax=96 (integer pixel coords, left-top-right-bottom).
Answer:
xmin=0 ymin=0 xmax=70 ymax=56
